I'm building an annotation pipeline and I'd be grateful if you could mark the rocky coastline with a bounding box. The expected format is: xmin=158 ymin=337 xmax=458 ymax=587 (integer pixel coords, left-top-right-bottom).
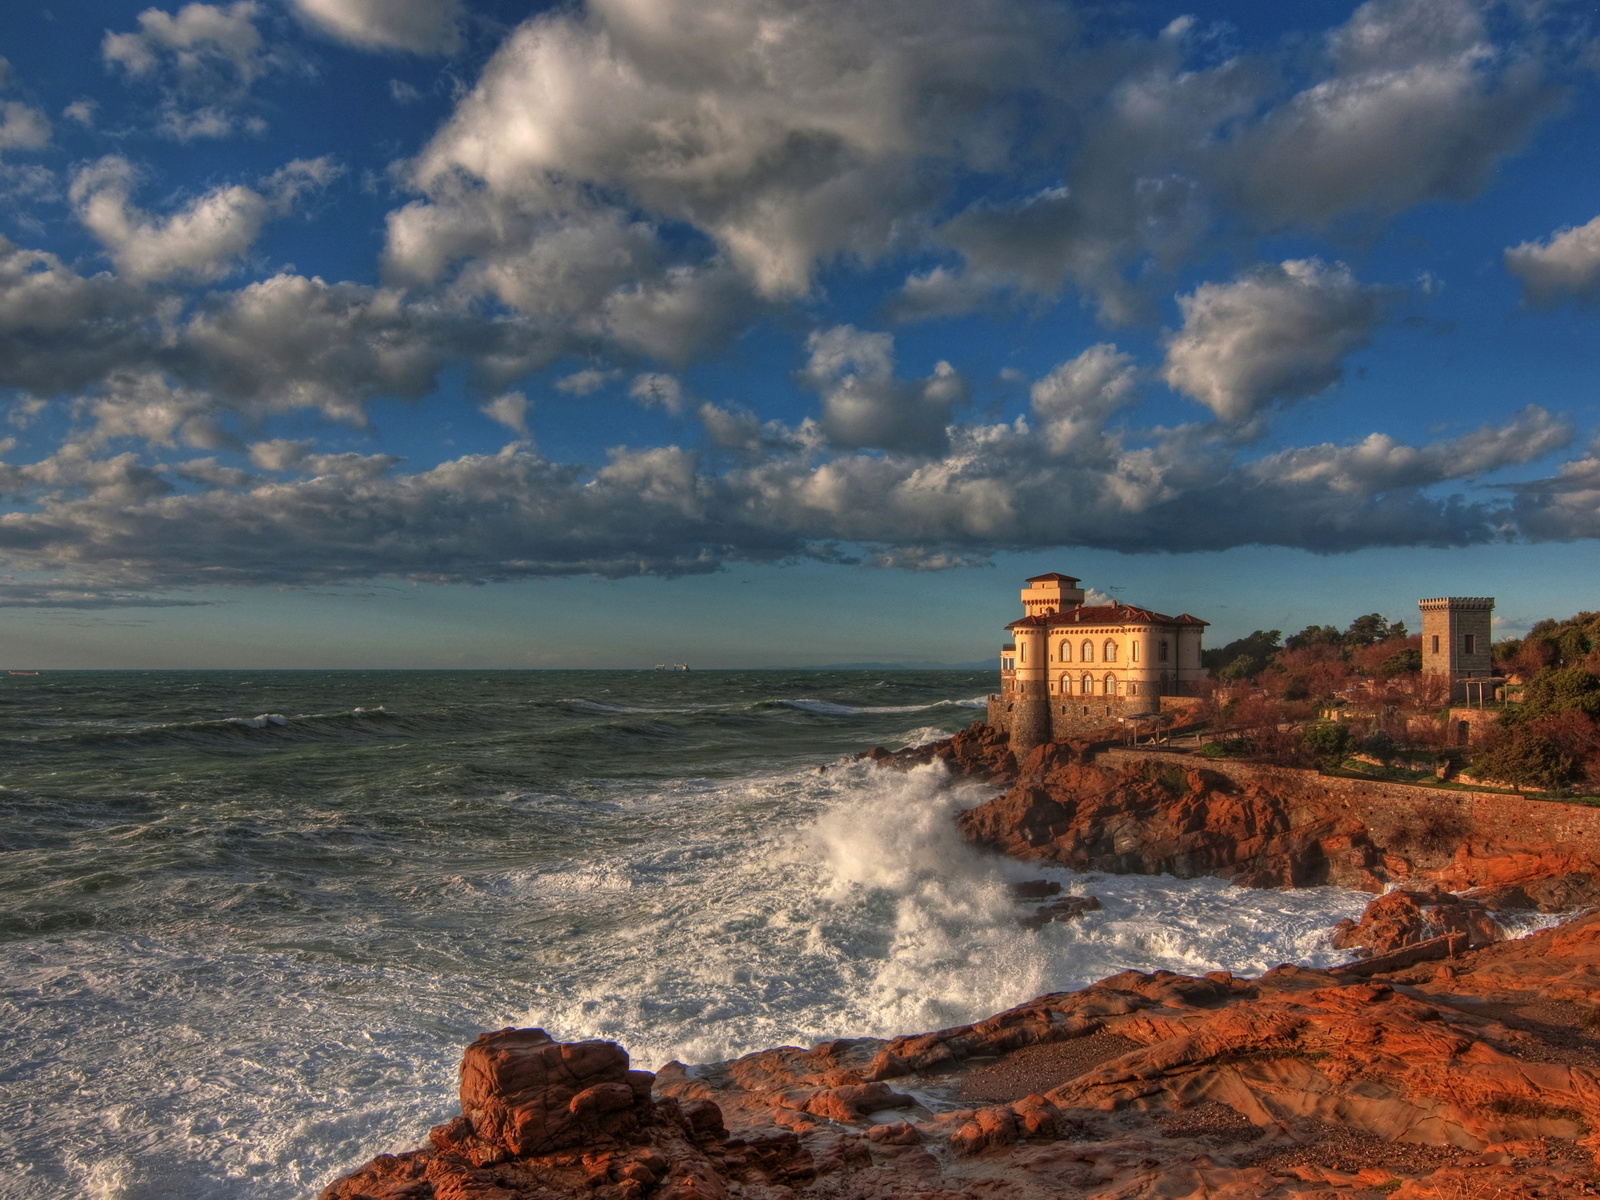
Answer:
xmin=323 ymin=725 xmax=1600 ymax=1200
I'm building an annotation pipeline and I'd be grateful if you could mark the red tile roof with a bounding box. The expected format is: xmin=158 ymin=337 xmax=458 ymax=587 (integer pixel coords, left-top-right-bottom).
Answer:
xmin=1005 ymin=603 xmax=1208 ymax=629
xmin=1025 ymin=572 xmax=1080 ymax=583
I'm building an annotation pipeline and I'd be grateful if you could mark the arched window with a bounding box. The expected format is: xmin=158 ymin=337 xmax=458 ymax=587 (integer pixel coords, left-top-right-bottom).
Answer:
xmin=1059 ymin=673 xmax=1073 ymax=694
xmin=1081 ymin=673 xmax=1093 ymax=695
xmin=1104 ymin=674 xmax=1117 ymax=696
xmin=1159 ymin=639 xmax=1170 ymax=663
xmin=1103 ymin=640 xmax=1117 ymax=662
xmin=1058 ymin=641 xmax=1071 ymax=663
xmin=1081 ymin=640 xmax=1094 ymax=663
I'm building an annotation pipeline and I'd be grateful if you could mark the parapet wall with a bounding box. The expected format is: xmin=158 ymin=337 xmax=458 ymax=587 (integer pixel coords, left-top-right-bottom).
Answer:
xmin=1095 ymin=747 xmax=1600 ymax=866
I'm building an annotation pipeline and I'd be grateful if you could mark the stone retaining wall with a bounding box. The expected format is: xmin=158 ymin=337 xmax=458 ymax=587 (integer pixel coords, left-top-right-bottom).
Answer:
xmin=1096 ymin=747 xmax=1600 ymax=862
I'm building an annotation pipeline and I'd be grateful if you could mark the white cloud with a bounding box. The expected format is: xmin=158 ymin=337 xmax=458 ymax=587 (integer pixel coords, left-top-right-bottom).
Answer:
xmin=802 ymin=325 xmax=966 ymax=454
xmin=1505 ymin=214 xmax=1600 ymax=305
xmin=0 ymin=102 xmax=50 ymax=153
xmin=63 ymin=99 xmax=98 ymax=127
xmin=555 ymin=367 xmax=623 ymax=395
xmin=102 ymin=2 xmax=280 ymax=139
xmin=289 ymin=0 xmax=462 ymax=55
xmin=70 ymin=156 xmax=272 ymax=284
xmin=103 ymin=2 xmax=268 ymax=84
xmin=77 ymin=369 xmax=231 ymax=450
xmin=247 ymin=438 xmax=313 ymax=471
xmin=1231 ymin=0 xmax=1553 ymax=227
xmin=1029 ymin=344 xmax=1138 ymax=457
xmin=1162 ymin=260 xmax=1388 ymax=425
xmin=628 ymin=373 xmax=686 ymax=415
xmin=480 ymin=391 xmax=530 ymax=435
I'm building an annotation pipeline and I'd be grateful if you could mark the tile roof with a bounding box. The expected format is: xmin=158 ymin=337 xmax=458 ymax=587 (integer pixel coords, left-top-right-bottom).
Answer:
xmin=1005 ymin=603 xmax=1208 ymax=629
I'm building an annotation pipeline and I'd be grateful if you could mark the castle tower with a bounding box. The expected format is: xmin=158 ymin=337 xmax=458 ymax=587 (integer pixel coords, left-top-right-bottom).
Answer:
xmin=1418 ymin=597 xmax=1494 ymax=702
xmin=1020 ymin=573 xmax=1085 ymax=616
xmin=1008 ymin=620 xmax=1052 ymax=757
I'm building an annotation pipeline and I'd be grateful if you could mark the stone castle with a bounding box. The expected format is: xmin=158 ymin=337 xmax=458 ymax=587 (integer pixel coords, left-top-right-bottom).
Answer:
xmin=986 ymin=573 xmax=1207 ymax=755
xmin=986 ymin=575 xmax=1503 ymax=756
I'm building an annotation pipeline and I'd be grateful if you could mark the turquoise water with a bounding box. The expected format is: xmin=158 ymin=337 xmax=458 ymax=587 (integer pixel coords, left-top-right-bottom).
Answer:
xmin=0 ymin=670 xmax=1371 ymax=1199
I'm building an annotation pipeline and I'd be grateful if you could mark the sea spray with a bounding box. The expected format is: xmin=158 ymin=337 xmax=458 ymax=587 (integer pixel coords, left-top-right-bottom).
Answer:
xmin=0 ymin=669 xmax=1374 ymax=1200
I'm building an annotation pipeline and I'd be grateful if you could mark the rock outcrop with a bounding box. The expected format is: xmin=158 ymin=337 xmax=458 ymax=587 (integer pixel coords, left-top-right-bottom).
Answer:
xmin=1331 ymin=887 xmax=1503 ymax=958
xmin=858 ymin=720 xmax=1020 ymax=784
xmin=956 ymin=739 xmax=1600 ymax=899
xmin=325 ymin=911 xmax=1600 ymax=1199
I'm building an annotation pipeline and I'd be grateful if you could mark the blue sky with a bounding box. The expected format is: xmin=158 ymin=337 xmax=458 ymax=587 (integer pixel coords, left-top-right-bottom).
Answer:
xmin=2 ymin=0 xmax=1600 ymax=668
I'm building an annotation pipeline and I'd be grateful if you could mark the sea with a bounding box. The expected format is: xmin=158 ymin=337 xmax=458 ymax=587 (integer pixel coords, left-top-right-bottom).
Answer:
xmin=1 ymin=670 xmax=1377 ymax=1200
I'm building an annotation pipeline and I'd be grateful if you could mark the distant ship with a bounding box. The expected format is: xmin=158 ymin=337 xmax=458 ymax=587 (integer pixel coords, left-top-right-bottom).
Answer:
xmin=653 ymin=663 xmax=691 ymax=671
xmin=8 ymin=670 xmax=39 ymax=676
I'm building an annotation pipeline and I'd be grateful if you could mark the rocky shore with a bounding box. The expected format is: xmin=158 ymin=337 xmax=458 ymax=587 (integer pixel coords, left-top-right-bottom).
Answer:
xmin=324 ymin=726 xmax=1600 ymax=1200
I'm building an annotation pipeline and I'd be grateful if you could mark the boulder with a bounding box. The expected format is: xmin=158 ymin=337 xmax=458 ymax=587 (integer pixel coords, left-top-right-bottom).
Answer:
xmin=459 ymin=1027 xmax=647 ymax=1157
xmin=1331 ymin=887 xmax=1502 ymax=959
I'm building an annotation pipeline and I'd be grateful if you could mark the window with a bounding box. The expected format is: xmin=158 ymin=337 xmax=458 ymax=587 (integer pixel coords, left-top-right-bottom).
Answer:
xmin=1081 ymin=640 xmax=1094 ymax=663
xmin=1104 ymin=674 xmax=1117 ymax=695
xmin=1129 ymin=683 xmax=1139 ymax=696
xmin=1463 ymin=634 xmax=1476 ymax=655
xmin=1103 ymin=640 xmax=1117 ymax=662
xmin=1159 ymin=640 xmax=1169 ymax=663
xmin=1058 ymin=641 xmax=1071 ymax=662
xmin=1060 ymin=674 xmax=1072 ymax=694
xmin=1431 ymin=635 xmax=1440 ymax=654
xmin=1081 ymin=673 xmax=1093 ymax=694
xmin=1019 ymin=641 xmax=1026 ymax=663
xmin=1132 ymin=641 xmax=1140 ymax=663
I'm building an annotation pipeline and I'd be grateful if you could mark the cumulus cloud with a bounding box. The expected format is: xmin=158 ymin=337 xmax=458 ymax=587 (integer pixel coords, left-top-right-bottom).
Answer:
xmin=802 ymin=326 xmax=966 ymax=455
xmin=70 ymin=156 xmax=272 ymax=284
xmin=0 ymin=102 xmax=50 ymax=153
xmin=1230 ymin=0 xmax=1554 ymax=228
xmin=1162 ymin=260 xmax=1388 ymax=425
xmin=0 ymin=365 xmax=1581 ymax=605
xmin=629 ymin=373 xmax=686 ymax=415
xmin=77 ymin=369 xmax=231 ymax=450
xmin=1030 ymin=344 xmax=1138 ymax=457
xmin=895 ymin=0 xmax=1559 ymax=323
xmin=289 ymin=0 xmax=461 ymax=55
xmin=480 ymin=391 xmax=529 ymax=435
xmin=102 ymin=1 xmax=279 ymax=138
xmin=556 ymin=367 xmax=623 ymax=395
xmin=1505 ymin=214 xmax=1600 ymax=305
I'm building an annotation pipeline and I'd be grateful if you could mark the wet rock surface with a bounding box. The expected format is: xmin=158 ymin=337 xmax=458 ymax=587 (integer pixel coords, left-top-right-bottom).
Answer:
xmin=324 ymin=911 xmax=1600 ymax=1199
xmin=326 ymin=727 xmax=1600 ymax=1199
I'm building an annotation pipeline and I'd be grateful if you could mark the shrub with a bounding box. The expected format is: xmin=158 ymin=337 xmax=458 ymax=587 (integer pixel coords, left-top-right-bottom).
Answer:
xmin=1360 ymin=729 xmax=1397 ymax=764
xmin=1470 ymin=731 xmax=1579 ymax=791
xmin=1301 ymin=721 xmax=1351 ymax=767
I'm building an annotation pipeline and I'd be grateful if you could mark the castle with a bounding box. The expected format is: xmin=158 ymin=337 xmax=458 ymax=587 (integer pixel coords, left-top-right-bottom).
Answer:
xmin=986 ymin=573 xmax=1208 ymax=755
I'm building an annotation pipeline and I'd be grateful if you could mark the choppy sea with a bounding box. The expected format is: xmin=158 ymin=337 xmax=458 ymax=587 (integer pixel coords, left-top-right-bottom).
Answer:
xmin=0 ymin=670 xmax=1375 ymax=1199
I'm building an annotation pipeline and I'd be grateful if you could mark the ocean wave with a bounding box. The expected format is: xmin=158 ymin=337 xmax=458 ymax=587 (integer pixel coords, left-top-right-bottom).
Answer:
xmin=773 ymin=696 xmax=986 ymax=716
xmin=19 ymin=705 xmax=411 ymax=750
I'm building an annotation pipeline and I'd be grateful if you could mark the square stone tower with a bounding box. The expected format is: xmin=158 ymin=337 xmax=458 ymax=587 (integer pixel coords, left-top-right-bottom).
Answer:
xmin=1418 ymin=596 xmax=1494 ymax=702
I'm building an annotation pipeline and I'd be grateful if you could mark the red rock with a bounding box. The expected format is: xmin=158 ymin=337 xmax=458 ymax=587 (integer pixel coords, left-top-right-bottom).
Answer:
xmin=1331 ymin=887 xmax=1502 ymax=958
xmin=458 ymin=1028 xmax=644 ymax=1158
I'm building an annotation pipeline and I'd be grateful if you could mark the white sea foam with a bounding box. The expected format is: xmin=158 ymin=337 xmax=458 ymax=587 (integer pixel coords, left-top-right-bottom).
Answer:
xmin=777 ymin=698 xmax=978 ymax=716
xmin=0 ymin=753 xmax=1399 ymax=1200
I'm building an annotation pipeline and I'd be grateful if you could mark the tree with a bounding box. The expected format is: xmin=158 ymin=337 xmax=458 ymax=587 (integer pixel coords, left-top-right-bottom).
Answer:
xmin=1284 ymin=624 xmax=1342 ymax=652
xmin=1202 ymin=630 xmax=1281 ymax=679
xmin=1515 ymin=664 xmax=1600 ymax=723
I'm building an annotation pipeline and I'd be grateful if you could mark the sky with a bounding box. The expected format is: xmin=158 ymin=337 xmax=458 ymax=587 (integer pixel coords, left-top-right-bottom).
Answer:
xmin=2 ymin=0 xmax=1600 ymax=668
